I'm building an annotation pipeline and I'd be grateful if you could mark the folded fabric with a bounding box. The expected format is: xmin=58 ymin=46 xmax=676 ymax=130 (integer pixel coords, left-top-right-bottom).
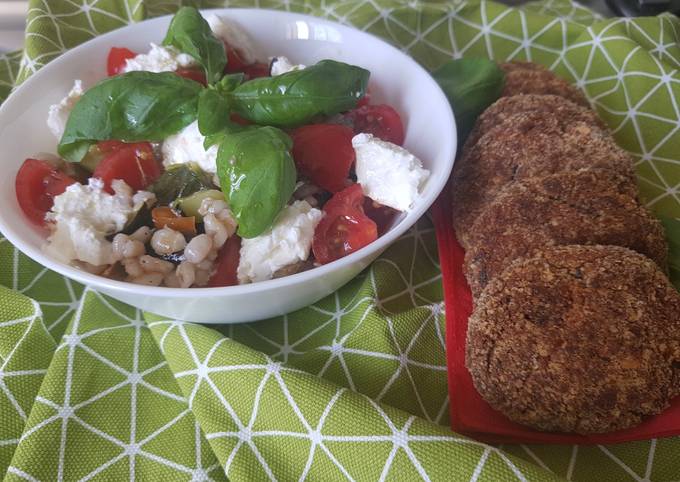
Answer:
xmin=1 ymin=0 xmax=679 ymax=481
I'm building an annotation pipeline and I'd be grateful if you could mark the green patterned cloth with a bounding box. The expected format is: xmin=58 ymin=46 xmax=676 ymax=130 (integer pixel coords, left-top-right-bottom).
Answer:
xmin=1 ymin=0 xmax=679 ymax=480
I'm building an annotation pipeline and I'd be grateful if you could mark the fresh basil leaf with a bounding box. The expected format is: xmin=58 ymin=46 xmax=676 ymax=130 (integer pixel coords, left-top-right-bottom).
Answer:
xmin=203 ymin=122 xmax=256 ymax=150
xmin=432 ymin=58 xmax=505 ymax=142
xmin=198 ymin=88 xmax=231 ymax=137
xmin=163 ymin=6 xmax=226 ymax=85
xmin=216 ymin=126 xmax=296 ymax=238
xmin=216 ymin=72 xmax=245 ymax=94
xmin=58 ymin=72 xmax=202 ymax=163
xmin=228 ymin=59 xmax=369 ymax=127
xmin=204 ymin=132 xmax=227 ymax=150
xmin=150 ymin=162 xmax=216 ymax=205
xmin=661 ymin=217 xmax=680 ymax=291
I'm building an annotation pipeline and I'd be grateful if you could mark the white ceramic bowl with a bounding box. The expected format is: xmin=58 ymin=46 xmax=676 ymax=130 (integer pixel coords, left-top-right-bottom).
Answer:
xmin=0 ymin=8 xmax=456 ymax=323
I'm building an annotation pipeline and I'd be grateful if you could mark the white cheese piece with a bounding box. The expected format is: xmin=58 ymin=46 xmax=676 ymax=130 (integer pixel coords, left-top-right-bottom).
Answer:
xmin=237 ymin=200 xmax=323 ymax=284
xmin=352 ymin=133 xmax=430 ymax=211
xmin=46 ymin=80 xmax=83 ymax=140
xmin=204 ymin=13 xmax=260 ymax=64
xmin=44 ymin=179 xmax=148 ymax=267
xmin=161 ymin=121 xmax=218 ymax=174
xmin=122 ymin=43 xmax=197 ymax=73
xmin=270 ymin=56 xmax=305 ymax=76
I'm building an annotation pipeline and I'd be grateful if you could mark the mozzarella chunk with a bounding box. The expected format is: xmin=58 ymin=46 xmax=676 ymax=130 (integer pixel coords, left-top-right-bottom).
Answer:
xmin=237 ymin=201 xmax=323 ymax=284
xmin=122 ymin=43 xmax=196 ymax=73
xmin=45 ymin=179 xmax=151 ymax=267
xmin=352 ymin=133 xmax=429 ymax=211
xmin=204 ymin=13 xmax=260 ymax=64
xmin=47 ymin=80 xmax=83 ymax=140
xmin=161 ymin=121 xmax=218 ymax=174
xmin=270 ymin=56 xmax=305 ymax=76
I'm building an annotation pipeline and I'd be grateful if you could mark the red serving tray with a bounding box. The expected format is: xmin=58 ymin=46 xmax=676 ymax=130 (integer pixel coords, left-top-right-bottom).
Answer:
xmin=430 ymin=179 xmax=680 ymax=444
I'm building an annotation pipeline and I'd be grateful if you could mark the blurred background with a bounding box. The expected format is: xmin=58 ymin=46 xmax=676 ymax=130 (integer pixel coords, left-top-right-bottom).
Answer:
xmin=0 ymin=0 xmax=26 ymax=52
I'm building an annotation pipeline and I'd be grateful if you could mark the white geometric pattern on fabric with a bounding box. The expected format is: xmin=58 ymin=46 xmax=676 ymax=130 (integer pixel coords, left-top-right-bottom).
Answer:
xmin=150 ymin=320 xmax=532 ymax=481
xmin=228 ymin=222 xmax=449 ymax=425
xmin=2 ymin=237 xmax=84 ymax=339
xmin=0 ymin=287 xmax=55 ymax=476
xmin=561 ymin=18 xmax=680 ymax=214
xmin=18 ymin=0 xmax=145 ymax=82
xmin=7 ymin=290 xmax=223 ymax=481
xmin=0 ymin=302 xmax=46 ymax=434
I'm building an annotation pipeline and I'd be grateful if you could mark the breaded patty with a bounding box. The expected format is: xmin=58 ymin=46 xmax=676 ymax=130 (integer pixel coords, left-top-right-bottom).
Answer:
xmin=466 ymin=245 xmax=680 ymax=434
xmin=500 ymin=61 xmax=589 ymax=107
xmin=464 ymin=94 xmax=605 ymax=149
xmin=499 ymin=60 xmax=546 ymax=72
xmin=463 ymin=168 xmax=667 ymax=298
xmin=451 ymin=112 xmax=635 ymax=247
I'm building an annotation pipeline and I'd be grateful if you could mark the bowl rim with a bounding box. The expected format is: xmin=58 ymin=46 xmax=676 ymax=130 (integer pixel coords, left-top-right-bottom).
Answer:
xmin=0 ymin=7 xmax=457 ymax=298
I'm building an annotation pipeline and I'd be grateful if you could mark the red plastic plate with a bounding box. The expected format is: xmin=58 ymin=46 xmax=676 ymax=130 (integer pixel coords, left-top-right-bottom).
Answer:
xmin=430 ymin=181 xmax=680 ymax=444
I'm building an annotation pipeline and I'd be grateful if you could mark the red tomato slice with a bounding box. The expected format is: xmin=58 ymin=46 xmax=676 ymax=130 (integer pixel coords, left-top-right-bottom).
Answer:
xmin=221 ymin=41 xmax=268 ymax=80
xmin=224 ymin=45 xmax=248 ymax=73
xmin=107 ymin=47 xmax=137 ymax=76
xmin=97 ymin=140 xmax=127 ymax=153
xmin=357 ymin=87 xmax=371 ymax=108
xmin=342 ymin=104 xmax=405 ymax=146
xmin=16 ymin=159 xmax=78 ymax=226
xmin=242 ymin=62 xmax=269 ymax=80
xmin=312 ymin=184 xmax=377 ymax=264
xmin=291 ymin=124 xmax=355 ymax=193
xmin=362 ymin=197 xmax=399 ymax=236
xmin=175 ymin=68 xmax=207 ymax=86
xmin=324 ymin=183 xmax=365 ymax=211
xmin=92 ymin=142 xmax=161 ymax=193
xmin=207 ymin=235 xmax=241 ymax=287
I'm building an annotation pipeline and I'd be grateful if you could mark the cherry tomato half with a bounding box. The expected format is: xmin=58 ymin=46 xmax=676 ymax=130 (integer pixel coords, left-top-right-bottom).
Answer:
xmin=341 ymin=104 xmax=405 ymax=146
xmin=175 ymin=68 xmax=207 ymax=86
xmin=357 ymin=87 xmax=371 ymax=108
xmin=242 ymin=62 xmax=269 ymax=80
xmin=224 ymin=45 xmax=248 ymax=74
xmin=16 ymin=159 xmax=77 ymax=226
xmin=107 ymin=47 xmax=137 ymax=76
xmin=92 ymin=141 xmax=161 ymax=193
xmin=207 ymin=235 xmax=241 ymax=287
xmin=291 ymin=124 xmax=355 ymax=193
xmin=223 ymin=42 xmax=269 ymax=80
xmin=312 ymin=184 xmax=377 ymax=264
xmin=97 ymin=140 xmax=127 ymax=153
xmin=362 ymin=197 xmax=399 ymax=236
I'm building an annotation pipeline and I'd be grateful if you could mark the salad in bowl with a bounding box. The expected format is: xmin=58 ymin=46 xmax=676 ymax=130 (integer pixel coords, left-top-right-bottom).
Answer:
xmin=16 ymin=7 xmax=430 ymax=289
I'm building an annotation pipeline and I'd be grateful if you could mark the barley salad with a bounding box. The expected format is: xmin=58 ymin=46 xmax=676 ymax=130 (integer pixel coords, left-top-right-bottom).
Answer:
xmin=15 ymin=7 xmax=430 ymax=288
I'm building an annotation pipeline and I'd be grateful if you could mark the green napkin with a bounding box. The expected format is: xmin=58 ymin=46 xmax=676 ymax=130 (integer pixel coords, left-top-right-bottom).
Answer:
xmin=1 ymin=0 xmax=679 ymax=480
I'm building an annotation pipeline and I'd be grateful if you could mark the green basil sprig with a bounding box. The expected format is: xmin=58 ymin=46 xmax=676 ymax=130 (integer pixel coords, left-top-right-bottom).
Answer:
xmin=216 ymin=127 xmax=296 ymax=238
xmin=228 ymin=60 xmax=369 ymax=127
xmin=198 ymin=89 xmax=232 ymax=137
xmin=58 ymin=72 xmax=202 ymax=162
xmin=163 ymin=6 xmax=226 ymax=85
xmin=661 ymin=217 xmax=680 ymax=291
xmin=432 ymin=58 xmax=505 ymax=142
xmin=197 ymin=73 xmax=245 ymax=139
